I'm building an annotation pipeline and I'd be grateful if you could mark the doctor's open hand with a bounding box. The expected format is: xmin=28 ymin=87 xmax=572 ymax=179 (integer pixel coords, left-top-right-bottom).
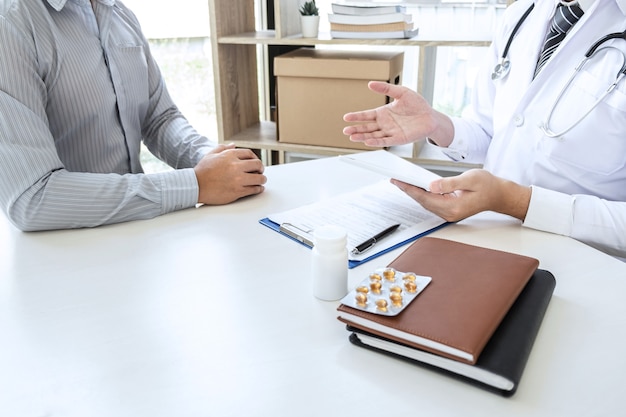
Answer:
xmin=392 ymin=169 xmax=532 ymax=223
xmin=343 ymin=81 xmax=455 ymax=148
xmin=194 ymin=146 xmax=267 ymax=205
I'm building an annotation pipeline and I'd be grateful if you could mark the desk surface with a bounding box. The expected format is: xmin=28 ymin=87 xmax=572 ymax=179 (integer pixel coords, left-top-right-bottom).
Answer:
xmin=1 ymin=156 xmax=625 ymax=417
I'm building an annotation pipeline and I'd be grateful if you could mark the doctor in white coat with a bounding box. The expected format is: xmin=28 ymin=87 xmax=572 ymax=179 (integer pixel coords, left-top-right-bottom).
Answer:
xmin=343 ymin=0 xmax=626 ymax=260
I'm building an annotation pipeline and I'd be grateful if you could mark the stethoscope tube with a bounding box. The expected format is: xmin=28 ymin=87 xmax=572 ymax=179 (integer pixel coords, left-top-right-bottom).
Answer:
xmin=491 ymin=4 xmax=535 ymax=80
xmin=586 ymin=30 xmax=626 ymax=58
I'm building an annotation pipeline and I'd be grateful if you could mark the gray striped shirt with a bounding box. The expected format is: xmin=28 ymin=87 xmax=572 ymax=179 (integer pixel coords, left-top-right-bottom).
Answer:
xmin=0 ymin=0 xmax=213 ymax=231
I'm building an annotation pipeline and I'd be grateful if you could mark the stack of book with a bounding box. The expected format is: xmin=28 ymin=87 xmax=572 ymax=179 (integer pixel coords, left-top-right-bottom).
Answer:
xmin=336 ymin=237 xmax=556 ymax=396
xmin=329 ymin=2 xmax=419 ymax=39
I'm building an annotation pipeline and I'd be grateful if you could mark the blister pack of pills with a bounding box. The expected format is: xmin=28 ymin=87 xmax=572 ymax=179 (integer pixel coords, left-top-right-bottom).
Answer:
xmin=340 ymin=267 xmax=431 ymax=316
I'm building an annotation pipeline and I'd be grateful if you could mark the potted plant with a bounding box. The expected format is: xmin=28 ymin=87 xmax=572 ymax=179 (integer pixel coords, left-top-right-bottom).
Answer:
xmin=299 ymin=0 xmax=320 ymax=38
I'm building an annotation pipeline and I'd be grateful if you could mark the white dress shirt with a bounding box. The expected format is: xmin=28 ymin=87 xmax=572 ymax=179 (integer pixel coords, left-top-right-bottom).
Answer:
xmin=440 ymin=0 xmax=626 ymax=258
xmin=0 ymin=0 xmax=213 ymax=230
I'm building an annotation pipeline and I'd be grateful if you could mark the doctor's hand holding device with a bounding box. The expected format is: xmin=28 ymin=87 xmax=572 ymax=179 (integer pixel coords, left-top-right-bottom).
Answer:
xmin=343 ymin=0 xmax=626 ymax=260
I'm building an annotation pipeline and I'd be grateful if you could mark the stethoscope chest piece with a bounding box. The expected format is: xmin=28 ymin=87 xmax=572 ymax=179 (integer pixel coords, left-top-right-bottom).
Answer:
xmin=492 ymin=58 xmax=511 ymax=80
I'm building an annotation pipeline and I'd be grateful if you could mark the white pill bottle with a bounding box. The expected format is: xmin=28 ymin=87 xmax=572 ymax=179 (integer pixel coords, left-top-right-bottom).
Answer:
xmin=312 ymin=225 xmax=348 ymax=301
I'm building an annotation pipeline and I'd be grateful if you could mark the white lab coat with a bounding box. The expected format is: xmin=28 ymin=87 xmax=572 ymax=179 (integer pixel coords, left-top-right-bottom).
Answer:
xmin=439 ymin=0 xmax=626 ymax=259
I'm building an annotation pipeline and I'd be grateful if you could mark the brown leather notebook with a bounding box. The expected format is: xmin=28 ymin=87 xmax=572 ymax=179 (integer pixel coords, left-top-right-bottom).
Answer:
xmin=337 ymin=237 xmax=539 ymax=364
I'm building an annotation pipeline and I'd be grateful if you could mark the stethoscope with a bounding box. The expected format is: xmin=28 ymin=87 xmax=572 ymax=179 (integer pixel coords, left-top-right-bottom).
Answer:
xmin=491 ymin=3 xmax=626 ymax=138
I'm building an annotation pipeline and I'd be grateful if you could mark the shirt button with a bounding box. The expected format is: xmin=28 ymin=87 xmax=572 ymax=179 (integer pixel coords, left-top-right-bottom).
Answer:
xmin=513 ymin=114 xmax=524 ymax=127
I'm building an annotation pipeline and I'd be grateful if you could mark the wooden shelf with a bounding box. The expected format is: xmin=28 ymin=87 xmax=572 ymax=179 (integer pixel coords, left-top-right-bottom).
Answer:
xmin=217 ymin=31 xmax=492 ymax=47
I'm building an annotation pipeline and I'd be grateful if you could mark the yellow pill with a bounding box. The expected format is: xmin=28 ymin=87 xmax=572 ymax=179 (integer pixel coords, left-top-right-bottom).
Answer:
xmin=355 ymin=292 xmax=368 ymax=307
xmin=390 ymin=293 xmax=403 ymax=307
xmin=404 ymin=281 xmax=417 ymax=293
xmin=369 ymin=273 xmax=382 ymax=282
xmin=370 ymin=281 xmax=382 ymax=294
xmin=356 ymin=286 xmax=369 ymax=294
xmin=390 ymin=285 xmax=402 ymax=293
xmin=375 ymin=299 xmax=388 ymax=312
xmin=383 ymin=268 xmax=396 ymax=281
xmin=403 ymin=273 xmax=417 ymax=282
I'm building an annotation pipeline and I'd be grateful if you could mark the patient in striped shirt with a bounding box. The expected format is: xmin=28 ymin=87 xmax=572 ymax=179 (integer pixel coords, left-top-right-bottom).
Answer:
xmin=0 ymin=0 xmax=266 ymax=231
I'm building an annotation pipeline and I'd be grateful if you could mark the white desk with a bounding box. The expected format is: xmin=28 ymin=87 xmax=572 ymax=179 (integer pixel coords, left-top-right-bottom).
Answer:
xmin=1 ymin=156 xmax=625 ymax=417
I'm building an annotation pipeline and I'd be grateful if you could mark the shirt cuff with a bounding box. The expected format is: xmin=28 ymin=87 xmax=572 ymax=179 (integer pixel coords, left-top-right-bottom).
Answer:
xmin=153 ymin=168 xmax=199 ymax=214
xmin=426 ymin=138 xmax=468 ymax=161
xmin=523 ymin=185 xmax=574 ymax=236
xmin=427 ymin=117 xmax=470 ymax=161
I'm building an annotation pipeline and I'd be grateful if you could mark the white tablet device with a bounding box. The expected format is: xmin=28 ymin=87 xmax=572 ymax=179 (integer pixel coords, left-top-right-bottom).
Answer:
xmin=339 ymin=150 xmax=441 ymax=191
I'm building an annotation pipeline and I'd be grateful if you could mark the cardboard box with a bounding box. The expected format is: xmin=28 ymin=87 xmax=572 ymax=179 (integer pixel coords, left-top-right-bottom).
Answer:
xmin=274 ymin=48 xmax=404 ymax=150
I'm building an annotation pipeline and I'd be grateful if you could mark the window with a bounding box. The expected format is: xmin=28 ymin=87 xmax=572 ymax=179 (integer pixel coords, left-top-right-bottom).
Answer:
xmin=123 ymin=0 xmax=216 ymax=173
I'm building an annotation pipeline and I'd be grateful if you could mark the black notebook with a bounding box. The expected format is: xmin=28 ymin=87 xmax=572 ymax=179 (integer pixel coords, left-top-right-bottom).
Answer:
xmin=347 ymin=269 xmax=556 ymax=397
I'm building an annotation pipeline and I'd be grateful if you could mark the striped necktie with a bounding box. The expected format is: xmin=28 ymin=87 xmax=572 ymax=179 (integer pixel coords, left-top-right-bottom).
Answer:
xmin=534 ymin=2 xmax=584 ymax=77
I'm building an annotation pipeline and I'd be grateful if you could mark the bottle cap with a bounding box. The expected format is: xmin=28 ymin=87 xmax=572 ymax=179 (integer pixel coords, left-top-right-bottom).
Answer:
xmin=313 ymin=225 xmax=347 ymax=245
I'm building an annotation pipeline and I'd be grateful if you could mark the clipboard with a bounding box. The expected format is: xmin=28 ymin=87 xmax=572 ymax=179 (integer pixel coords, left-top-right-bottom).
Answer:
xmin=259 ymin=217 xmax=448 ymax=269
xmin=260 ymin=179 xmax=449 ymax=269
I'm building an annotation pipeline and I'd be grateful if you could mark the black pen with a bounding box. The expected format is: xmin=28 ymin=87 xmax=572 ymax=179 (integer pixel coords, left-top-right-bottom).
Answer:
xmin=351 ymin=224 xmax=401 ymax=255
